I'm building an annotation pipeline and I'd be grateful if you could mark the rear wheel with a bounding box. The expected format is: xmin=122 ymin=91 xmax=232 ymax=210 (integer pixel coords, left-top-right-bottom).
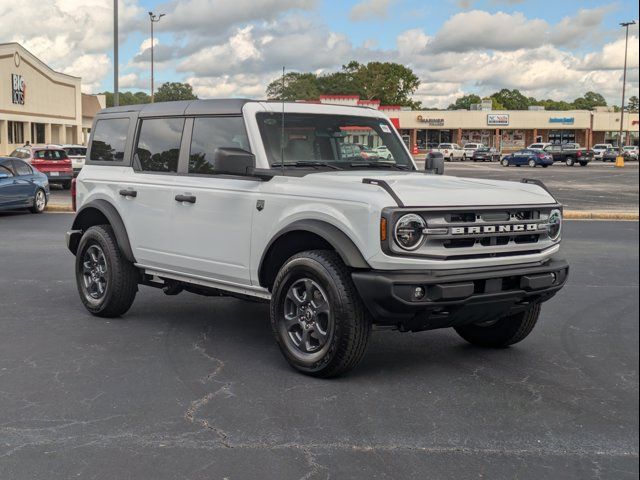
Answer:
xmin=75 ymin=225 xmax=138 ymax=318
xmin=455 ymin=304 xmax=541 ymax=348
xmin=270 ymin=250 xmax=371 ymax=377
xmin=528 ymin=159 xmax=536 ymax=167
xmin=579 ymin=161 xmax=588 ymax=167
xmin=29 ymin=189 xmax=46 ymax=214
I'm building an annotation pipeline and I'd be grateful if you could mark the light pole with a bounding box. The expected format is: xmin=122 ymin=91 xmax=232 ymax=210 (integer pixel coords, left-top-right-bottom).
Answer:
xmin=618 ymin=20 xmax=635 ymax=157
xmin=114 ymin=0 xmax=119 ymax=106
xmin=148 ymin=11 xmax=165 ymax=103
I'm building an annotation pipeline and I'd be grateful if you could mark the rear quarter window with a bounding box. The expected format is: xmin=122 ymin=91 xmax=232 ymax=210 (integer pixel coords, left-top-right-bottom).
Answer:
xmin=90 ymin=118 xmax=130 ymax=162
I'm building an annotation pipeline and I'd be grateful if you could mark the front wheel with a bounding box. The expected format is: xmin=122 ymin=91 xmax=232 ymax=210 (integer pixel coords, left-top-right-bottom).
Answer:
xmin=455 ymin=304 xmax=541 ymax=348
xmin=75 ymin=225 xmax=138 ymax=318
xmin=501 ymin=158 xmax=509 ymax=167
xmin=565 ymin=157 xmax=575 ymax=167
xmin=270 ymin=250 xmax=371 ymax=377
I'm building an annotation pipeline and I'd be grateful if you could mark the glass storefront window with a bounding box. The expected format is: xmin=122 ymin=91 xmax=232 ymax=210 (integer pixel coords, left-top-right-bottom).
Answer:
xmin=548 ymin=130 xmax=576 ymax=145
xmin=500 ymin=130 xmax=525 ymax=149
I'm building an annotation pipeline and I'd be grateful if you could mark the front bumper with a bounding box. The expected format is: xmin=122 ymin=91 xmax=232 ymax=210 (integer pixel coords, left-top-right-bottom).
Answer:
xmin=352 ymin=257 xmax=569 ymax=331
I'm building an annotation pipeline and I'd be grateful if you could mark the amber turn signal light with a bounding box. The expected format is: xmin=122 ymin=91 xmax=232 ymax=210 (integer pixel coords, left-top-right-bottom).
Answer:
xmin=380 ymin=217 xmax=387 ymax=242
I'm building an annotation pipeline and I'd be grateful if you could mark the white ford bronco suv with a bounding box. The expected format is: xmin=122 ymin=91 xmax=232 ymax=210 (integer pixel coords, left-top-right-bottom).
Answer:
xmin=67 ymin=99 xmax=568 ymax=377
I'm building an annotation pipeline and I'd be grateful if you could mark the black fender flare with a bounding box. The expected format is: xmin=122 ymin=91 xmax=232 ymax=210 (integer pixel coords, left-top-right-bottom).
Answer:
xmin=70 ymin=199 xmax=136 ymax=263
xmin=258 ymin=219 xmax=370 ymax=286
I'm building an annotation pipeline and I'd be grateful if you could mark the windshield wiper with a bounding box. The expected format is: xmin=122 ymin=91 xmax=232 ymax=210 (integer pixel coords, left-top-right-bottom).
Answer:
xmin=348 ymin=162 xmax=411 ymax=170
xmin=271 ymin=161 xmax=342 ymax=170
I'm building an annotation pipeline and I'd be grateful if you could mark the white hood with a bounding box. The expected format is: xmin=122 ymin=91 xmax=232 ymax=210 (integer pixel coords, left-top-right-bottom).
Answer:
xmin=304 ymin=171 xmax=556 ymax=207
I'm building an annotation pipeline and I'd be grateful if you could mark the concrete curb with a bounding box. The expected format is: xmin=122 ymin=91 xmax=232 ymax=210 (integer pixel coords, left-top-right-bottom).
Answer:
xmin=564 ymin=211 xmax=639 ymax=221
xmin=45 ymin=204 xmax=73 ymax=212
xmin=45 ymin=203 xmax=638 ymax=220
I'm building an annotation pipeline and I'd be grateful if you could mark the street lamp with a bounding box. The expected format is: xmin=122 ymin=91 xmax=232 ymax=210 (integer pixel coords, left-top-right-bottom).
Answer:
xmin=148 ymin=11 xmax=165 ymax=103
xmin=618 ymin=20 xmax=635 ymax=158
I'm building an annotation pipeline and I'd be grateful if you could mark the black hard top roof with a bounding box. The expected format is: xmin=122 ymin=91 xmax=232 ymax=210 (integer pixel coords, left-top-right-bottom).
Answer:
xmin=98 ymin=98 xmax=255 ymax=117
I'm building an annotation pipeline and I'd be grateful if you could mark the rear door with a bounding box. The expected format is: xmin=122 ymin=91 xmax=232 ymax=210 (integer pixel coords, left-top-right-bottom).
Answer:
xmin=167 ymin=115 xmax=258 ymax=285
xmin=124 ymin=116 xmax=185 ymax=270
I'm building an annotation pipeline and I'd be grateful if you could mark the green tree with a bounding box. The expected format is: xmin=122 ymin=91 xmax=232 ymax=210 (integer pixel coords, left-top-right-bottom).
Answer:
xmin=154 ymin=82 xmax=198 ymax=103
xmin=266 ymin=72 xmax=321 ymax=100
xmin=447 ymin=94 xmax=481 ymax=110
xmin=572 ymin=91 xmax=607 ymax=110
xmin=265 ymin=61 xmax=421 ymax=108
xmin=626 ymin=95 xmax=639 ymax=112
xmin=490 ymin=89 xmax=531 ymax=110
xmin=102 ymin=91 xmax=151 ymax=108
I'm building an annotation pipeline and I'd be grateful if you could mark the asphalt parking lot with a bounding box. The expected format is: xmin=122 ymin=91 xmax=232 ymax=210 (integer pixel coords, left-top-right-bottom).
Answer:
xmin=0 ymin=212 xmax=638 ymax=479
xmin=48 ymin=161 xmax=639 ymax=214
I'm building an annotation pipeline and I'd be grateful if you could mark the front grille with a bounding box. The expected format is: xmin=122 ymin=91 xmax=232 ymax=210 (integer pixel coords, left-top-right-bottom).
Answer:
xmin=390 ymin=206 xmax=558 ymax=260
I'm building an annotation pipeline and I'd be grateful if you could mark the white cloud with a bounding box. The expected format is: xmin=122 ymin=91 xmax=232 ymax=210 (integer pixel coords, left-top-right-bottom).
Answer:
xmin=349 ymin=0 xmax=393 ymax=21
xmin=2 ymin=0 xmax=143 ymax=93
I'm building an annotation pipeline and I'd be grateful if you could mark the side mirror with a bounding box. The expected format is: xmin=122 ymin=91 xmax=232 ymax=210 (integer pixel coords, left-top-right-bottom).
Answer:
xmin=213 ymin=148 xmax=256 ymax=176
xmin=425 ymin=152 xmax=445 ymax=175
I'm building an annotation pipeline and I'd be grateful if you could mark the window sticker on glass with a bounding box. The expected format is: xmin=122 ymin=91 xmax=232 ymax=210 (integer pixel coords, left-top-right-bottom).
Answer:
xmin=380 ymin=124 xmax=391 ymax=133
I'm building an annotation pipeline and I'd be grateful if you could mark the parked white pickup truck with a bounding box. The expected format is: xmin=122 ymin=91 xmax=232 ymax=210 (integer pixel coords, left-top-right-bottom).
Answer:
xmin=433 ymin=143 xmax=466 ymax=161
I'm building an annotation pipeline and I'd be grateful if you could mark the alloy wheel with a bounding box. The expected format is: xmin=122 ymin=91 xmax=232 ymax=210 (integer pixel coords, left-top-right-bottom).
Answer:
xmin=282 ymin=278 xmax=332 ymax=354
xmin=81 ymin=245 xmax=108 ymax=300
xmin=34 ymin=190 xmax=45 ymax=211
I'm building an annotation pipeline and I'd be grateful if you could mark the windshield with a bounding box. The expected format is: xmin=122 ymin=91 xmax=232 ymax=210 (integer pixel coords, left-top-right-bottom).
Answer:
xmin=256 ymin=113 xmax=414 ymax=170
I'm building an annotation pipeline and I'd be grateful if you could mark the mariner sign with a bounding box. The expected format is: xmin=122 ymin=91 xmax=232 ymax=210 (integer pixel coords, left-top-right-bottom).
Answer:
xmin=11 ymin=74 xmax=26 ymax=105
xmin=416 ymin=115 xmax=445 ymax=126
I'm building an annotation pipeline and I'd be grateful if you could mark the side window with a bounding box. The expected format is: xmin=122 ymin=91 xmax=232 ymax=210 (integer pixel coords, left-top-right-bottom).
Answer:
xmin=14 ymin=160 xmax=32 ymax=176
xmin=134 ymin=118 xmax=184 ymax=173
xmin=188 ymin=117 xmax=249 ymax=175
xmin=90 ymin=118 xmax=130 ymax=162
xmin=0 ymin=163 xmax=14 ymax=177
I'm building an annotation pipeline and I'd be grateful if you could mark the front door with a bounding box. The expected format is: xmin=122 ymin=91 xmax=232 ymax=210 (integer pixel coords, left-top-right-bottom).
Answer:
xmin=168 ymin=116 xmax=257 ymax=285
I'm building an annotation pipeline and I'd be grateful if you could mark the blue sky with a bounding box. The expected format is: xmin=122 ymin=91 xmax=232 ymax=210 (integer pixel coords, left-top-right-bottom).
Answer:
xmin=3 ymin=0 xmax=639 ymax=107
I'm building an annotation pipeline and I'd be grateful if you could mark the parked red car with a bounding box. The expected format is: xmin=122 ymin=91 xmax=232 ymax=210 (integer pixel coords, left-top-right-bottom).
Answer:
xmin=9 ymin=146 xmax=73 ymax=189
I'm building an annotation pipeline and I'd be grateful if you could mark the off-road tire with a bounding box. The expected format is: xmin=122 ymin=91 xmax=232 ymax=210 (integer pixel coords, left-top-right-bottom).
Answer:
xmin=270 ymin=250 xmax=371 ymax=377
xmin=75 ymin=225 xmax=138 ymax=318
xmin=455 ymin=303 xmax=541 ymax=348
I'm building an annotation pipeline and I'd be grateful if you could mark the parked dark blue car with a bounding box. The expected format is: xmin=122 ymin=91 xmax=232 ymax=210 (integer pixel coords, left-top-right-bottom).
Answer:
xmin=501 ymin=149 xmax=553 ymax=168
xmin=0 ymin=157 xmax=50 ymax=213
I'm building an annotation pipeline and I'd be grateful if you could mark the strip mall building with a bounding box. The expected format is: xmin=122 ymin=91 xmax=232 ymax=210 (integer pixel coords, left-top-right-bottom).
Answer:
xmin=317 ymin=95 xmax=640 ymax=152
xmin=1 ymin=43 xmax=104 ymax=155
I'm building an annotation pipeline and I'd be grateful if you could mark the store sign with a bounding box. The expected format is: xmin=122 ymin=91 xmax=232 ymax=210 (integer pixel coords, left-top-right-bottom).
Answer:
xmin=416 ymin=115 xmax=445 ymax=126
xmin=549 ymin=117 xmax=574 ymax=124
xmin=11 ymin=74 xmax=25 ymax=105
xmin=487 ymin=114 xmax=509 ymax=126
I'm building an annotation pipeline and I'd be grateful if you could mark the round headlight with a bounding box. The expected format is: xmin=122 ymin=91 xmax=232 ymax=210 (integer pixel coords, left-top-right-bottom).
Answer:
xmin=548 ymin=209 xmax=562 ymax=241
xmin=394 ymin=214 xmax=426 ymax=251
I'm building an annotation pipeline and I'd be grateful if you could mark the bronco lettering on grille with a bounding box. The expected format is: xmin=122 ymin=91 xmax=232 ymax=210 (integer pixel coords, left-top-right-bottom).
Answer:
xmin=451 ymin=223 xmax=539 ymax=235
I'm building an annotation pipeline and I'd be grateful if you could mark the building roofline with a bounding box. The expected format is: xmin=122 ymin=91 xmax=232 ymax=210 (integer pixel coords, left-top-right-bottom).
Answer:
xmin=0 ymin=42 xmax=81 ymax=80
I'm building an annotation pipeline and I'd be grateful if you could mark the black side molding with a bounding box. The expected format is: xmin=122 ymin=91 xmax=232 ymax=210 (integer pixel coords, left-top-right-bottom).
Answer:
xmin=362 ymin=178 xmax=404 ymax=207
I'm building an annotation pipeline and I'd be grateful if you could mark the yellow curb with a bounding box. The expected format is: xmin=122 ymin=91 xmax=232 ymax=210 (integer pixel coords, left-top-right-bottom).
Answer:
xmin=564 ymin=210 xmax=639 ymax=221
xmin=45 ymin=204 xmax=73 ymax=212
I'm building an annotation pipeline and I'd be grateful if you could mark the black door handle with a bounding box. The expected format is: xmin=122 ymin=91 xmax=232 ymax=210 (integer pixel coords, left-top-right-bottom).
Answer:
xmin=175 ymin=194 xmax=196 ymax=204
xmin=119 ymin=189 xmax=137 ymax=198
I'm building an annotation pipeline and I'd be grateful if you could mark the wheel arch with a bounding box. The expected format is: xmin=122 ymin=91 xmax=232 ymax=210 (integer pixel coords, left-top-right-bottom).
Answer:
xmin=69 ymin=200 xmax=135 ymax=263
xmin=258 ymin=220 xmax=370 ymax=290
